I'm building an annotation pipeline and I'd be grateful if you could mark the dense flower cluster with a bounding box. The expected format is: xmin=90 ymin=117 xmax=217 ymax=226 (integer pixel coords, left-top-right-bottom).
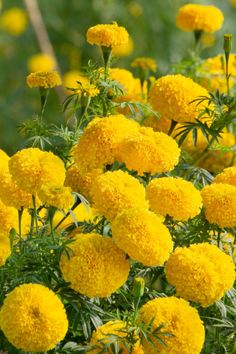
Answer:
xmin=176 ymin=4 xmax=224 ymax=33
xmin=149 ymin=74 xmax=210 ymax=123
xmin=112 ymin=207 xmax=173 ymax=266
xmin=146 ymin=177 xmax=202 ymax=221
xmin=166 ymin=243 xmax=235 ymax=307
xmin=26 ymin=71 xmax=62 ymax=88
xmin=60 ymin=233 xmax=130 ymax=297
xmin=86 ymin=23 xmax=129 ymax=48
xmin=138 ymin=296 xmax=205 ymax=354
xmin=0 ymin=284 xmax=68 ymax=352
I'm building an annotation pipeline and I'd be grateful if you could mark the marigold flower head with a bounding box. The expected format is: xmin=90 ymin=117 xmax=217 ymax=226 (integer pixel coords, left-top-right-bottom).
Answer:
xmin=86 ymin=22 xmax=129 ymax=48
xmin=0 ymin=283 xmax=68 ymax=352
xmin=0 ymin=235 xmax=11 ymax=266
xmin=138 ymin=296 xmax=205 ymax=354
xmin=112 ymin=37 xmax=134 ymax=57
xmin=149 ymin=74 xmax=210 ymax=123
xmin=131 ymin=57 xmax=157 ymax=72
xmin=214 ymin=166 xmax=236 ymax=186
xmin=0 ymin=7 xmax=28 ymax=36
xmin=90 ymin=170 xmax=148 ymax=220
xmin=0 ymin=149 xmax=10 ymax=172
xmin=0 ymin=199 xmax=18 ymax=235
xmin=166 ymin=243 xmax=235 ymax=307
xmin=146 ymin=177 xmax=202 ymax=221
xmin=60 ymin=233 xmax=130 ymax=297
xmin=38 ymin=184 xmax=74 ymax=210
xmin=73 ymin=114 xmax=139 ymax=171
xmin=143 ymin=115 xmax=172 ymax=134
xmin=109 ymin=68 xmax=137 ymax=97
xmin=9 ymin=148 xmax=66 ymax=195
xmin=65 ymin=164 xmax=103 ymax=201
xmin=75 ymin=82 xmax=100 ymax=97
xmin=63 ymin=70 xmax=89 ymax=93
xmin=27 ymin=53 xmax=56 ymax=73
xmin=201 ymin=183 xmax=236 ymax=227
xmin=117 ymin=127 xmax=180 ymax=175
xmin=89 ymin=320 xmax=144 ymax=354
xmin=111 ymin=208 xmax=173 ymax=266
xmin=176 ymin=4 xmax=224 ymax=33
xmin=26 ymin=71 xmax=62 ymax=89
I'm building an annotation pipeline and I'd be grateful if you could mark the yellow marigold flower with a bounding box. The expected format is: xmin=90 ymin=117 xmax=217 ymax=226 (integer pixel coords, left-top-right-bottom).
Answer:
xmin=0 ymin=283 xmax=68 ymax=352
xmin=75 ymin=82 xmax=100 ymax=97
xmin=202 ymin=33 xmax=215 ymax=48
xmin=128 ymin=2 xmax=143 ymax=17
xmin=109 ymin=67 xmax=137 ymax=96
xmin=143 ymin=115 xmax=172 ymax=134
xmin=60 ymin=233 xmax=130 ymax=298
xmin=117 ymin=127 xmax=180 ymax=175
xmin=176 ymin=4 xmax=224 ymax=33
xmin=131 ymin=57 xmax=157 ymax=72
xmin=0 ymin=199 xmax=18 ymax=235
xmin=90 ymin=170 xmax=148 ymax=220
xmin=112 ymin=36 xmax=134 ymax=57
xmin=111 ymin=208 xmax=173 ymax=266
xmin=201 ymin=183 xmax=236 ymax=227
xmin=63 ymin=70 xmax=89 ymax=92
xmin=214 ymin=166 xmax=236 ymax=186
xmin=0 ymin=235 xmax=11 ymax=266
xmin=89 ymin=320 xmax=144 ymax=354
xmin=139 ymin=296 xmax=205 ymax=354
xmin=0 ymin=7 xmax=28 ymax=36
xmin=26 ymin=71 xmax=62 ymax=89
xmin=9 ymin=148 xmax=66 ymax=195
xmin=38 ymin=184 xmax=74 ymax=210
xmin=86 ymin=23 xmax=129 ymax=48
xmin=65 ymin=164 xmax=103 ymax=201
xmin=165 ymin=243 xmax=235 ymax=307
xmin=149 ymin=74 xmax=210 ymax=123
xmin=230 ymin=0 xmax=236 ymax=7
xmin=0 ymin=149 xmax=9 ymax=172
xmin=27 ymin=53 xmax=56 ymax=73
xmin=146 ymin=177 xmax=202 ymax=221
xmin=73 ymin=114 xmax=139 ymax=171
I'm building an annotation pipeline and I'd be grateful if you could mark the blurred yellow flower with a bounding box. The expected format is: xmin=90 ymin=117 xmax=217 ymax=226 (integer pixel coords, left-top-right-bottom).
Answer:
xmin=63 ymin=70 xmax=89 ymax=92
xmin=0 ymin=7 xmax=27 ymax=36
xmin=27 ymin=53 xmax=56 ymax=73
xmin=112 ymin=37 xmax=134 ymax=57
xmin=131 ymin=57 xmax=157 ymax=72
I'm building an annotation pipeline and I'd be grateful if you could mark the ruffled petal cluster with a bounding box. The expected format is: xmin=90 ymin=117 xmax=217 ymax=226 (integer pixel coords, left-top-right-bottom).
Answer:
xmin=60 ymin=233 xmax=130 ymax=298
xmin=165 ymin=243 xmax=235 ymax=307
xmin=38 ymin=184 xmax=74 ymax=210
xmin=26 ymin=71 xmax=62 ymax=88
xmin=86 ymin=23 xmax=129 ymax=48
xmin=214 ymin=166 xmax=236 ymax=186
xmin=0 ymin=235 xmax=11 ymax=266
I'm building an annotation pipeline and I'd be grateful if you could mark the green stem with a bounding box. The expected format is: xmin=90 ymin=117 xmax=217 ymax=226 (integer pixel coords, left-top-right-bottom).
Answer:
xmin=194 ymin=30 xmax=203 ymax=56
xmin=39 ymin=88 xmax=49 ymax=119
xmin=225 ymin=52 xmax=230 ymax=96
xmin=54 ymin=199 xmax=81 ymax=230
xmin=32 ymin=195 xmax=39 ymax=236
xmin=101 ymin=46 xmax=112 ymax=80
xmin=18 ymin=207 xmax=24 ymax=240
xmin=48 ymin=207 xmax=57 ymax=241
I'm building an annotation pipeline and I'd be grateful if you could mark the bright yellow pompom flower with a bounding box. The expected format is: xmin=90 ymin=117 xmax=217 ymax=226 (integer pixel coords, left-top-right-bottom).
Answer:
xmin=0 ymin=199 xmax=18 ymax=235
xmin=0 ymin=235 xmax=11 ymax=266
xmin=131 ymin=57 xmax=157 ymax=72
xmin=214 ymin=166 xmax=236 ymax=186
xmin=89 ymin=320 xmax=144 ymax=354
xmin=138 ymin=296 xmax=205 ymax=354
xmin=201 ymin=183 xmax=236 ymax=227
xmin=0 ymin=283 xmax=68 ymax=352
xmin=73 ymin=114 xmax=139 ymax=171
xmin=112 ymin=37 xmax=134 ymax=57
xmin=60 ymin=233 xmax=130 ymax=298
xmin=90 ymin=170 xmax=149 ymax=220
xmin=176 ymin=4 xmax=224 ymax=33
xmin=26 ymin=71 xmax=62 ymax=89
xmin=111 ymin=208 xmax=173 ymax=266
xmin=63 ymin=70 xmax=89 ymax=92
xmin=27 ymin=53 xmax=56 ymax=73
xmin=9 ymin=148 xmax=66 ymax=195
xmin=149 ymin=74 xmax=210 ymax=123
xmin=146 ymin=177 xmax=202 ymax=221
xmin=38 ymin=184 xmax=74 ymax=210
xmin=117 ymin=127 xmax=180 ymax=175
xmin=0 ymin=7 xmax=28 ymax=36
xmin=87 ymin=23 xmax=129 ymax=48
xmin=166 ymin=243 xmax=235 ymax=307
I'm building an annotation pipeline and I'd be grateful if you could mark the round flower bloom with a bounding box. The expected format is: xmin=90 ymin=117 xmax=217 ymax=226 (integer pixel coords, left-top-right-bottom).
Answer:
xmin=138 ymin=296 xmax=205 ymax=354
xmin=75 ymin=82 xmax=100 ymax=97
xmin=143 ymin=115 xmax=172 ymax=134
xmin=0 ymin=149 xmax=10 ymax=172
xmin=63 ymin=70 xmax=89 ymax=92
xmin=0 ymin=235 xmax=11 ymax=266
xmin=27 ymin=53 xmax=56 ymax=73
xmin=109 ymin=68 xmax=137 ymax=97
xmin=86 ymin=23 xmax=129 ymax=48
xmin=9 ymin=148 xmax=66 ymax=195
xmin=112 ymin=37 xmax=134 ymax=57
xmin=0 ymin=199 xmax=18 ymax=235
xmin=38 ymin=184 xmax=74 ymax=210
xmin=73 ymin=114 xmax=139 ymax=171
xmin=111 ymin=208 xmax=173 ymax=266
xmin=0 ymin=7 xmax=28 ymax=36
xmin=89 ymin=320 xmax=144 ymax=354
xmin=60 ymin=233 xmax=130 ymax=298
xmin=176 ymin=4 xmax=224 ymax=33
xmin=26 ymin=71 xmax=62 ymax=89
xmin=131 ymin=57 xmax=157 ymax=72
xmin=149 ymin=74 xmax=210 ymax=123
xmin=201 ymin=183 xmax=236 ymax=227
xmin=90 ymin=170 xmax=148 ymax=220
xmin=214 ymin=166 xmax=236 ymax=186
xmin=146 ymin=177 xmax=202 ymax=221
xmin=0 ymin=283 xmax=68 ymax=352
xmin=117 ymin=127 xmax=180 ymax=175
xmin=165 ymin=243 xmax=235 ymax=307
xmin=65 ymin=164 xmax=103 ymax=201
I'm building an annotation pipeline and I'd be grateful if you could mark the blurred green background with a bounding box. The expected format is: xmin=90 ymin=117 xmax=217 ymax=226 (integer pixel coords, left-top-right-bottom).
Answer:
xmin=0 ymin=0 xmax=236 ymax=154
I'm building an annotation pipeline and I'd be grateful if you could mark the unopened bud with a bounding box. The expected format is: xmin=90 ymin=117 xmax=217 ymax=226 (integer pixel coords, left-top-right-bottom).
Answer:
xmin=224 ymin=34 xmax=233 ymax=54
xmin=132 ymin=277 xmax=145 ymax=298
